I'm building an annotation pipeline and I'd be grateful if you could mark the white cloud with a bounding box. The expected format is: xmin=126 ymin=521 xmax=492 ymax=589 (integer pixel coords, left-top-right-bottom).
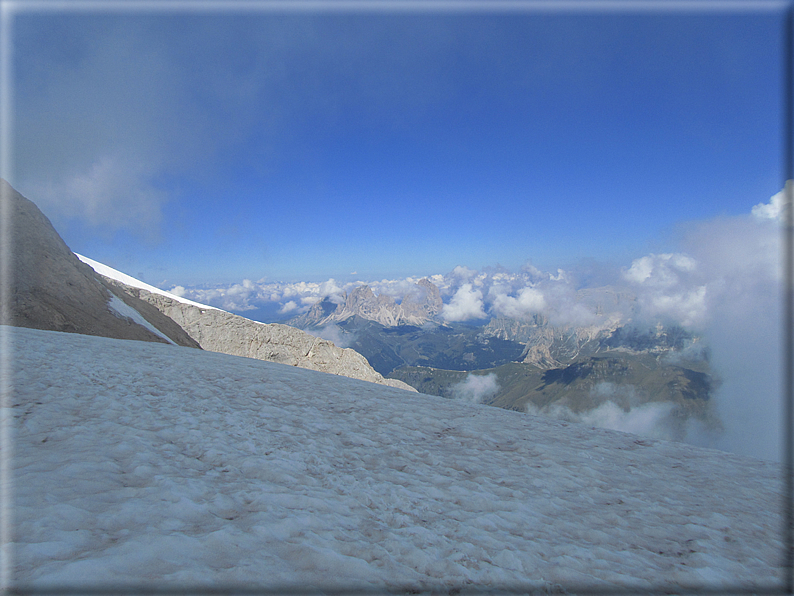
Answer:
xmin=491 ymin=287 xmax=546 ymax=319
xmin=525 ymin=398 xmax=680 ymax=442
xmin=450 ymin=265 xmax=477 ymax=282
xmin=520 ymin=262 xmax=545 ymax=281
xmin=621 ymin=253 xmax=706 ymax=328
xmin=751 ymin=181 xmax=789 ymax=221
xmin=623 ymin=253 xmax=697 ymax=288
xmin=306 ymin=324 xmax=356 ymax=348
xmin=649 ymin=185 xmax=785 ymax=460
xmin=450 ymin=373 xmax=500 ymax=404
xmin=539 ymin=282 xmax=603 ymax=328
xmin=368 ymin=278 xmax=425 ymax=300
xmin=441 ymin=284 xmax=487 ymax=322
xmin=28 ymin=155 xmax=167 ymax=238
xmin=549 ymin=268 xmax=568 ymax=282
xmin=645 ymin=286 xmax=707 ymax=328
xmin=579 ymin=401 xmax=678 ymax=439
xmin=318 ymin=279 xmax=345 ymax=300
xmin=169 ymin=279 xmax=265 ymax=312
xmin=548 ymin=302 xmax=602 ymax=328
xmin=622 ymin=256 xmax=654 ymax=285
xmin=661 ymin=338 xmax=709 ymax=365
xmin=279 ymin=300 xmax=298 ymax=314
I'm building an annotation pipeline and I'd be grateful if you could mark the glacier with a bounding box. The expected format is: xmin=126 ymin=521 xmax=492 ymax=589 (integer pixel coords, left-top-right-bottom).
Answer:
xmin=4 ymin=326 xmax=784 ymax=592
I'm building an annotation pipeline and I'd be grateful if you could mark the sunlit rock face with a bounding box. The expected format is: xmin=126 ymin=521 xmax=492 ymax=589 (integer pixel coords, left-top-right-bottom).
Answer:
xmin=107 ymin=282 xmax=416 ymax=392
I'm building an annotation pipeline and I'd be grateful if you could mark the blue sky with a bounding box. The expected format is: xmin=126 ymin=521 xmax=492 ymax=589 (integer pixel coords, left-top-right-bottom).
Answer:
xmin=8 ymin=2 xmax=786 ymax=286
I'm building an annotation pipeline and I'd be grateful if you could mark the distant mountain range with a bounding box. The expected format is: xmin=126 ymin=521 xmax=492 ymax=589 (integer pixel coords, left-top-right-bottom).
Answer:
xmin=290 ymin=278 xmax=443 ymax=328
xmin=284 ymin=255 xmax=716 ymax=439
xmin=287 ymin=272 xmax=706 ymax=378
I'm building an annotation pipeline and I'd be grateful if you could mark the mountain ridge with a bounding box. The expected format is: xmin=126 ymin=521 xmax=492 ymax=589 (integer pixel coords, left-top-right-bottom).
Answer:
xmin=4 ymin=179 xmax=414 ymax=391
xmin=98 ymin=276 xmax=416 ymax=391
xmin=2 ymin=179 xmax=199 ymax=348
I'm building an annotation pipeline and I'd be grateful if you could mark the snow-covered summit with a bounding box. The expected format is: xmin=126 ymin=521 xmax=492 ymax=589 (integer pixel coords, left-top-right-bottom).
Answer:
xmin=9 ymin=326 xmax=783 ymax=592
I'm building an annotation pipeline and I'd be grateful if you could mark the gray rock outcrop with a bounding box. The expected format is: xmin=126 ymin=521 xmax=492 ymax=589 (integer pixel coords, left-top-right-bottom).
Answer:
xmin=106 ymin=282 xmax=416 ymax=392
xmin=483 ymin=315 xmax=623 ymax=369
xmin=2 ymin=179 xmax=199 ymax=348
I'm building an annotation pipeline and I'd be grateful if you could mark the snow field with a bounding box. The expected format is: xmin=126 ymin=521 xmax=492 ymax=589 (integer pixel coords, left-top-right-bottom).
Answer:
xmin=6 ymin=326 xmax=785 ymax=592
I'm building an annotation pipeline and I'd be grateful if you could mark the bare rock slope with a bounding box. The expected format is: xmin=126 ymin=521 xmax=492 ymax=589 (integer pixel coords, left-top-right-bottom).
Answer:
xmin=102 ymin=280 xmax=417 ymax=392
xmin=2 ymin=179 xmax=199 ymax=348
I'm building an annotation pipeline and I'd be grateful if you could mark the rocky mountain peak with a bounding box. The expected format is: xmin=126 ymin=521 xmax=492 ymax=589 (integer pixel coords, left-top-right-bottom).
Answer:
xmin=401 ymin=278 xmax=443 ymax=320
xmin=291 ymin=279 xmax=443 ymax=328
xmin=344 ymin=285 xmax=400 ymax=324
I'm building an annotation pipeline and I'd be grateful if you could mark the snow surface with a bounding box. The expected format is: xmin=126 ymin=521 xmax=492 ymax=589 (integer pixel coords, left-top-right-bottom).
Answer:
xmin=6 ymin=326 xmax=785 ymax=592
xmin=106 ymin=295 xmax=177 ymax=346
xmin=76 ymin=254 xmax=221 ymax=311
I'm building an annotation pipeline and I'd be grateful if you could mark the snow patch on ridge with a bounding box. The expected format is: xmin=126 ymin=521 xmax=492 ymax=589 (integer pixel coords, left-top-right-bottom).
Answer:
xmin=77 ymin=254 xmax=221 ymax=312
xmin=106 ymin=295 xmax=177 ymax=345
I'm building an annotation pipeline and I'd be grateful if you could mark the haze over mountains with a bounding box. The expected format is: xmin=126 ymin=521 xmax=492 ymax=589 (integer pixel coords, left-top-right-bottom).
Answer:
xmin=283 ymin=280 xmax=718 ymax=446
xmin=292 ymin=279 xmax=444 ymax=329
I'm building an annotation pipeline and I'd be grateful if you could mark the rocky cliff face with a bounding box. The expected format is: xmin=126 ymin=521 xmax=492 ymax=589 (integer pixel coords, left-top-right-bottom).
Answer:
xmin=292 ymin=279 xmax=443 ymax=328
xmin=3 ymin=179 xmax=199 ymax=348
xmin=483 ymin=314 xmax=700 ymax=370
xmin=109 ymin=282 xmax=416 ymax=391
xmin=398 ymin=278 xmax=443 ymax=321
xmin=483 ymin=316 xmax=622 ymax=369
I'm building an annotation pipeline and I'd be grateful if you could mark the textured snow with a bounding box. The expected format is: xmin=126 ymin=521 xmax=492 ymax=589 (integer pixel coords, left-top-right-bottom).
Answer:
xmin=76 ymin=254 xmax=221 ymax=311
xmin=6 ymin=326 xmax=784 ymax=592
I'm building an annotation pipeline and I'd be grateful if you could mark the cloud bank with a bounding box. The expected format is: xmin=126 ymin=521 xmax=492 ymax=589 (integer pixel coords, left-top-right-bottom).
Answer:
xmin=525 ymin=400 xmax=680 ymax=442
xmin=450 ymin=373 xmax=501 ymax=405
xmin=26 ymin=156 xmax=168 ymax=239
xmin=442 ymin=284 xmax=487 ymax=322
